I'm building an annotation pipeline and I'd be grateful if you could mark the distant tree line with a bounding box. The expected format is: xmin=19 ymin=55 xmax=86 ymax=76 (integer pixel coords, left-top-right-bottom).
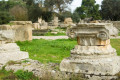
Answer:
xmin=0 ymin=0 xmax=120 ymax=25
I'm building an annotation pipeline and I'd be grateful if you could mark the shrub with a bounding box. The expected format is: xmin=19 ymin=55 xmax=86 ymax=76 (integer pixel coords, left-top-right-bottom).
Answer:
xmin=15 ymin=70 xmax=37 ymax=80
xmin=0 ymin=11 xmax=14 ymax=25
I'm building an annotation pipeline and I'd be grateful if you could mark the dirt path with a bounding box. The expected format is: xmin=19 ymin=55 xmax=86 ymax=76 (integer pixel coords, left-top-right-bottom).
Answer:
xmin=111 ymin=36 xmax=120 ymax=39
xmin=33 ymin=36 xmax=69 ymax=40
xmin=33 ymin=36 xmax=120 ymax=40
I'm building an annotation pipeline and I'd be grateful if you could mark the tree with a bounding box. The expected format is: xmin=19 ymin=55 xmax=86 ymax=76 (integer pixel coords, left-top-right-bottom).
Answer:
xmin=57 ymin=11 xmax=72 ymax=22
xmin=9 ymin=5 xmax=28 ymax=21
xmin=44 ymin=0 xmax=73 ymax=14
xmin=44 ymin=0 xmax=55 ymax=12
xmin=101 ymin=0 xmax=120 ymax=21
xmin=72 ymin=12 xmax=80 ymax=23
xmin=0 ymin=11 xmax=14 ymax=24
xmin=75 ymin=0 xmax=101 ymax=19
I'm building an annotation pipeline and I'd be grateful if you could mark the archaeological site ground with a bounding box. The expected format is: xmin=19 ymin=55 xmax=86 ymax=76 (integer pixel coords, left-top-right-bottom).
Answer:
xmin=0 ymin=0 xmax=120 ymax=80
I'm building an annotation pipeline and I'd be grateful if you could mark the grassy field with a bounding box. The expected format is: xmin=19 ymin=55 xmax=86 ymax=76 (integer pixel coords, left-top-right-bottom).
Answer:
xmin=119 ymin=33 xmax=120 ymax=36
xmin=17 ymin=39 xmax=77 ymax=63
xmin=16 ymin=39 xmax=120 ymax=63
xmin=111 ymin=39 xmax=120 ymax=55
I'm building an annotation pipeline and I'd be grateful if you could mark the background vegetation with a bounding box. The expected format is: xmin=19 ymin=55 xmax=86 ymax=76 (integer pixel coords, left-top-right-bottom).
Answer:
xmin=0 ymin=0 xmax=120 ymax=24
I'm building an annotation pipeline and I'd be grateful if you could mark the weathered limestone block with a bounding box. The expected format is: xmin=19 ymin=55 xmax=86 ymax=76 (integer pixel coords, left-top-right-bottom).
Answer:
xmin=60 ymin=23 xmax=120 ymax=78
xmin=33 ymin=23 xmax=40 ymax=30
xmin=105 ymin=23 xmax=119 ymax=37
xmin=53 ymin=17 xmax=59 ymax=27
xmin=0 ymin=29 xmax=29 ymax=64
xmin=10 ymin=21 xmax=32 ymax=25
xmin=0 ymin=43 xmax=29 ymax=64
xmin=40 ymin=20 xmax=48 ymax=29
xmin=64 ymin=18 xmax=73 ymax=25
xmin=0 ymin=21 xmax=32 ymax=41
xmin=112 ymin=21 xmax=120 ymax=31
xmin=13 ymin=25 xmax=32 ymax=41
xmin=0 ymin=30 xmax=15 ymax=44
xmin=37 ymin=18 xmax=49 ymax=30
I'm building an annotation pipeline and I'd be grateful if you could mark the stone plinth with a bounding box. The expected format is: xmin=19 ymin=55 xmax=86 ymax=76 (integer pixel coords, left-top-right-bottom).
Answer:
xmin=64 ymin=18 xmax=73 ymax=25
xmin=60 ymin=23 xmax=120 ymax=77
xmin=0 ymin=21 xmax=32 ymax=42
xmin=0 ymin=43 xmax=29 ymax=64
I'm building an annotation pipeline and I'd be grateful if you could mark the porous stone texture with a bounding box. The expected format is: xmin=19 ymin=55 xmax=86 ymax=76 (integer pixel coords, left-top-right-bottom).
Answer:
xmin=10 ymin=21 xmax=32 ymax=25
xmin=112 ymin=21 xmax=120 ymax=31
xmin=3 ymin=59 xmax=85 ymax=80
xmin=64 ymin=18 xmax=73 ymax=25
xmin=0 ymin=21 xmax=32 ymax=41
xmin=0 ymin=30 xmax=15 ymax=44
xmin=0 ymin=43 xmax=29 ymax=64
xmin=104 ymin=23 xmax=119 ymax=37
xmin=60 ymin=23 xmax=120 ymax=79
xmin=52 ymin=17 xmax=59 ymax=27
xmin=33 ymin=23 xmax=40 ymax=30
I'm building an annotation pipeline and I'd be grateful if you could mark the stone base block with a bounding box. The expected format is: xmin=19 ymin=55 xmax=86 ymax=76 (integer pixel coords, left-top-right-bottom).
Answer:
xmin=0 ymin=43 xmax=29 ymax=64
xmin=0 ymin=51 xmax=29 ymax=64
xmin=60 ymin=56 xmax=120 ymax=76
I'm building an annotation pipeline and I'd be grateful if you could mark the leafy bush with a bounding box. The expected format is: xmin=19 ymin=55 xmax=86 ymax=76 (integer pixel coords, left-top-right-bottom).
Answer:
xmin=15 ymin=70 xmax=37 ymax=80
xmin=0 ymin=11 xmax=14 ymax=25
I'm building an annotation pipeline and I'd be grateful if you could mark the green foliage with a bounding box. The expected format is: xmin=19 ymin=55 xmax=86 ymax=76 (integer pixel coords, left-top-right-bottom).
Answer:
xmin=0 ymin=11 xmax=14 ymax=25
xmin=0 ymin=0 xmax=27 ymax=24
xmin=72 ymin=12 xmax=80 ymax=23
xmin=15 ymin=70 xmax=36 ymax=80
xmin=28 ymin=4 xmax=43 ymax=22
xmin=101 ymin=0 xmax=120 ymax=21
xmin=42 ymin=11 xmax=53 ymax=22
xmin=111 ymin=39 xmax=120 ymax=55
xmin=58 ymin=11 xmax=72 ymax=22
xmin=9 ymin=5 xmax=28 ymax=21
xmin=44 ymin=0 xmax=73 ymax=14
xmin=44 ymin=0 xmax=55 ymax=12
xmin=0 ymin=67 xmax=15 ymax=79
xmin=74 ymin=0 xmax=101 ymax=20
xmin=0 ymin=69 xmax=39 ymax=80
xmin=16 ymin=39 xmax=77 ymax=63
xmin=0 ymin=0 xmax=26 ymax=11
xmin=25 ymin=0 xmax=53 ymax=22
xmin=22 ymin=60 xmax=30 ymax=63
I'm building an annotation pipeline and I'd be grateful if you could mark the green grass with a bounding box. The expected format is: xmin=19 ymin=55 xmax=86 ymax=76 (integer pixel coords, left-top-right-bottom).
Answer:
xmin=0 ymin=69 xmax=38 ymax=80
xmin=0 ymin=69 xmax=13 ymax=79
xmin=17 ymin=39 xmax=77 ymax=63
xmin=44 ymin=32 xmax=66 ymax=36
xmin=16 ymin=39 xmax=120 ymax=63
xmin=111 ymin=39 xmax=120 ymax=55
xmin=119 ymin=33 xmax=120 ymax=36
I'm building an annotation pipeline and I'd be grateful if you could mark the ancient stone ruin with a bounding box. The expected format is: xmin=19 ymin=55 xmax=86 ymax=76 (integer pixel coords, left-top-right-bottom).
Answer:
xmin=0 ymin=29 xmax=29 ymax=64
xmin=64 ymin=18 xmax=73 ymax=25
xmin=0 ymin=21 xmax=32 ymax=42
xmin=60 ymin=23 xmax=120 ymax=79
xmin=52 ymin=17 xmax=59 ymax=27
